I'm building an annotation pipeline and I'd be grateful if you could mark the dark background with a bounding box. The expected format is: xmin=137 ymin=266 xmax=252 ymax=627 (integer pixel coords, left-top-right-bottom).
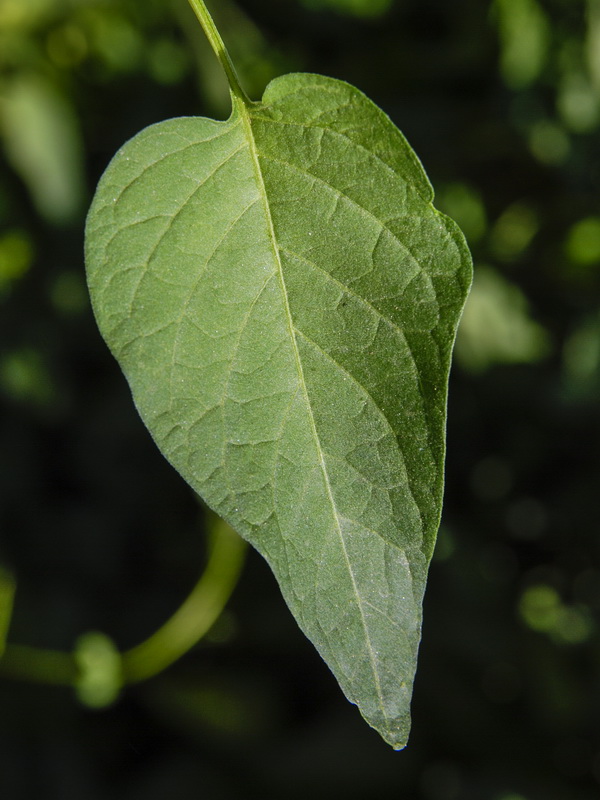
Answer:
xmin=1 ymin=0 xmax=600 ymax=797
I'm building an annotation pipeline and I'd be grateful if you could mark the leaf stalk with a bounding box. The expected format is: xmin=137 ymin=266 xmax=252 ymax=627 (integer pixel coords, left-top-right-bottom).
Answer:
xmin=187 ymin=0 xmax=250 ymax=105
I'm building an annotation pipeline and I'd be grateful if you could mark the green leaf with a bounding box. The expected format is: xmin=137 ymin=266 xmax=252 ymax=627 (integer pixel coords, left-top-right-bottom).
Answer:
xmin=2 ymin=74 xmax=85 ymax=225
xmin=85 ymin=17 xmax=471 ymax=747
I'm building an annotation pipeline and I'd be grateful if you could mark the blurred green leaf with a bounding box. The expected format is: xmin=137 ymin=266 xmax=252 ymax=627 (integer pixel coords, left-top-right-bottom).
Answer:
xmin=0 ymin=229 xmax=34 ymax=294
xmin=519 ymin=584 xmax=594 ymax=645
xmin=49 ymin=270 xmax=89 ymax=317
xmin=45 ymin=21 xmax=89 ymax=68
xmin=490 ymin=202 xmax=539 ymax=261
xmin=0 ymin=347 xmax=58 ymax=409
xmin=557 ymin=71 xmax=600 ymax=133
xmin=1 ymin=74 xmax=84 ymax=224
xmin=562 ymin=314 xmax=600 ymax=396
xmin=0 ymin=0 xmax=57 ymax=32
xmin=83 ymin=8 xmax=143 ymax=74
xmin=455 ymin=265 xmax=549 ymax=372
xmin=528 ymin=119 xmax=570 ymax=165
xmin=586 ymin=0 xmax=600 ymax=90
xmin=565 ymin=216 xmax=600 ymax=267
xmin=493 ymin=0 xmax=550 ymax=89
xmin=437 ymin=183 xmax=487 ymax=245
xmin=147 ymin=37 xmax=190 ymax=85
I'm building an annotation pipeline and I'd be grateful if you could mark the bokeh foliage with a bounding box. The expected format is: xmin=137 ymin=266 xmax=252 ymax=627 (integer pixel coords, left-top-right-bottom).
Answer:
xmin=1 ymin=0 xmax=599 ymax=797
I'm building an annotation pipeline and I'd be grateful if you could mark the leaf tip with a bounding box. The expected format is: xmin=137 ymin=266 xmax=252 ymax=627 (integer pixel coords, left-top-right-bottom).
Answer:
xmin=364 ymin=709 xmax=412 ymax=751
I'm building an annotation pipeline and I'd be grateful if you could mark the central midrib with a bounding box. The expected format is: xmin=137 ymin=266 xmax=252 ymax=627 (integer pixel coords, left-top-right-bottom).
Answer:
xmin=237 ymin=97 xmax=389 ymax=726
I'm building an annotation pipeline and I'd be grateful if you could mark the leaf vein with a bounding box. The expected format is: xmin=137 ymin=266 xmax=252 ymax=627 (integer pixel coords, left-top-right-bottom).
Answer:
xmin=110 ymin=122 xmax=243 ymax=207
xmin=291 ymin=327 xmax=422 ymax=524
xmin=243 ymin=103 xmax=391 ymax=726
xmin=169 ymin=195 xmax=262 ymax=397
xmin=259 ymin=152 xmax=435 ymax=294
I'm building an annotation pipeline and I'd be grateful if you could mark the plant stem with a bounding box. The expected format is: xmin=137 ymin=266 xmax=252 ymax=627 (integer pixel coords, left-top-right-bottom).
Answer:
xmin=0 ymin=568 xmax=16 ymax=657
xmin=187 ymin=0 xmax=250 ymax=105
xmin=121 ymin=518 xmax=245 ymax=684
xmin=0 ymin=518 xmax=246 ymax=696
xmin=0 ymin=644 xmax=77 ymax=685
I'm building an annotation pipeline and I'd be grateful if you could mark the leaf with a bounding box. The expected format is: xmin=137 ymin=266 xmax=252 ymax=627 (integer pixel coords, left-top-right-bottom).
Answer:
xmin=2 ymin=74 xmax=85 ymax=225
xmin=85 ymin=69 xmax=471 ymax=748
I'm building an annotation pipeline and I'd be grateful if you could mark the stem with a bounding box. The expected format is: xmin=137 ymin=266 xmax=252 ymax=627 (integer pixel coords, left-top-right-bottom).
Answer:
xmin=121 ymin=518 xmax=246 ymax=684
xmin=187 ymin=0 xmax=250 ymax=105
xmin=0 ymin=644 xmax=77 ymax=685
xmin=0 ymin=518 xmax=246 ymax=695
xmin=0 ymin=568 xmax=16 ymax=657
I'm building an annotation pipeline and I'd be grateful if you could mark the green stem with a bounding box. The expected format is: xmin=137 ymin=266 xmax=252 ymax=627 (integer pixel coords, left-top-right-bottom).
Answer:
xmin=0 ymin=568 xmax=16 ymax=658
xmin=0 ymin=518 xmax=246 ymax=696
xmin=121 ymin=518 xmax=245 ymax=684
xmin=0 ymin=644 xmax=77 ymax=685
xmin=187 ymin=0 xmax=250 ymax=105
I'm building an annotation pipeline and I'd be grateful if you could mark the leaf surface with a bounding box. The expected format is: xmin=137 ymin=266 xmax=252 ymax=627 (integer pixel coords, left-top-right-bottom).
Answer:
xmin=85 ymin=73 xmax=471 ymax=748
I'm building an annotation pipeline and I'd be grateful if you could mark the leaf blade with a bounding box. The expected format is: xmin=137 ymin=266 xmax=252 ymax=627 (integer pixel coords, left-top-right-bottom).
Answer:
xmin=85 ymin=74 xmax=471 ymax=749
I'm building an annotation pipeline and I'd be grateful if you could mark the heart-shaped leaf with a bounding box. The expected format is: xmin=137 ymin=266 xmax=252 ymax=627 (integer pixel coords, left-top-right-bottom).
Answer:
xmin=85 ymin=2 xmax=471 ymax=749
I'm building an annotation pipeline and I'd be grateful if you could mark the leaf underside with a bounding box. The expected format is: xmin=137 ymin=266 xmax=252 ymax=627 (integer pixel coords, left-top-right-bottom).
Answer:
xmin=85 ymin=73 xmax=472 ymax=749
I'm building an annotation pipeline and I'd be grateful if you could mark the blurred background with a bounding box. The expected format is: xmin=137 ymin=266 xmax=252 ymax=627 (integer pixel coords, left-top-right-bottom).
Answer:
xmin=1 ymin=0 xmax=599 ymax=797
